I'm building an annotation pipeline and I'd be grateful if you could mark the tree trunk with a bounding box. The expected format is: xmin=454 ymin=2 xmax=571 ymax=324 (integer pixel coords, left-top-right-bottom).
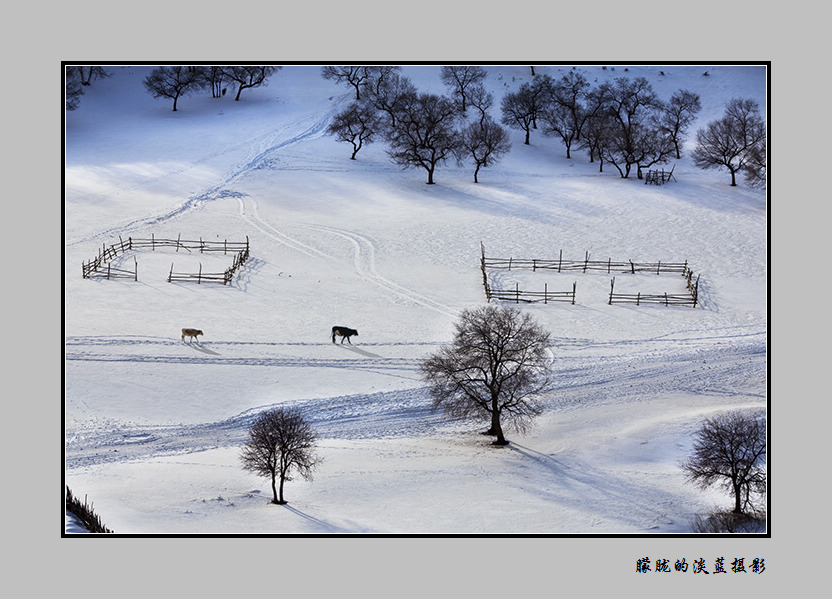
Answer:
xmin=474 ymin=163 xmax=481 ymax=183
xmin=270 ymin=472 xmax=279 ymax=504
xmin=487 ymin=405 xmax=508 ymax=445
xmin=278 ymin=475 xmax=286 ymax=504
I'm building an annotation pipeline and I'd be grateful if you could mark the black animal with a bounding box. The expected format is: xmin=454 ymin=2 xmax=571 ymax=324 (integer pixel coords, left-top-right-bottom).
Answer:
xmin=332 ymin=326 xmax=358 ymax=344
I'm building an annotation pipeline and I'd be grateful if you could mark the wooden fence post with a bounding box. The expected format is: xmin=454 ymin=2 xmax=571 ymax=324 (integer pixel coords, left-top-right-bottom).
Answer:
xmin=515 ymin=282 xmax=520 ymax=303
xmin=584 ymin=251 xmax=589 ymax=273
xmin=134 ymin=256 xmax=138 ymax=282
xmin=176 ymin=233 xmax=181 ymax=252
xmin=168 ymin=263 xmax=173 ymax=282
xmin=558 ymin=249 xmax=562 ymax=272
xmin=609 ymin=277 xmax=615 ymax=304
xmin=572 ymin=281 xmax=576 ymax=305
xmin=544 ymin=282 xmax=548 ymax=304
xmin=198 ymin=263 xmax=202 ymax=284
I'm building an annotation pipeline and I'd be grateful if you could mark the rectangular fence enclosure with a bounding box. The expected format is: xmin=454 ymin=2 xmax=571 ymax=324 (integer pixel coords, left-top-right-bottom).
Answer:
xmin=480 ymin=243 xmax=700 ymax=308
xmin=82 ymin=235 xmax=250 ymax=285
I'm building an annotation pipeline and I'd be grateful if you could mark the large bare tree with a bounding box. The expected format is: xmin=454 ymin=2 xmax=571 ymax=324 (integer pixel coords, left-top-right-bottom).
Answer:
xmin=386 ymin=92 xmax=460 ymax=184
xmin=421 ymin=305 xmax=552 ymax=445
xmin=681 ymin=410 xmax=766 ymax=515
xmin=241 ymin=407 xmax=321 ymax=504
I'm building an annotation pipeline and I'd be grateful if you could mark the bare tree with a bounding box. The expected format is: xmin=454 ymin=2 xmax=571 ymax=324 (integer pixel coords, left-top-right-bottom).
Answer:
xmin=364 ymin=70 xmax=416 ymax=131
xmin=456 ymin=117 xmax=511 ymax=183
xmin=441 ymin=65 xmax=487 ymax=113
xmin=692 ymin=98 xmax=766 ymax=186
xmin=143 ymin=66 xmax=202 ymax=111
xmin=596 ymin=76 xmax=671 ymax=179
xmin=321 ymin=65 xmax=397 ymax=101
xmin=196 ymin=66 xmax=227 ymax=98
xmin=466 ymin=84 xmax=494 ymax=126
xmin=386 ymin=92 xmax=460 ymax=184
xmin=681 ymin=410 xmax=766 ymax=515
xmin=65 ymin=68 xmax=84 ymax=111
xmin=69 ymin=66 xmax=110 ymax=86
xmin=421 ymin=305 xmax=552 ymax=445
xmin=241 ymin=407 xmax=321 ymax=505
xmin=500 ymin=88 xmax=536 ymax=145
xmin=658 ymin=89 xmax=701 ymax=159
xmin=743 ymin=135 xmax=767 ymax=188
xmin=222 ymin=66 xmax=281 ymax=101
xmin=539 ymin=70 xmax=592 ymax=159
xmin=327 ymin=101 xmax=381 ymax=159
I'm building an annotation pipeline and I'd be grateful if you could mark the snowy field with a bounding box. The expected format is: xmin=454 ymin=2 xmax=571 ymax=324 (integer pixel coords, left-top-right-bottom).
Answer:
xmin=63 ymin=63 xmax=768 ymax=540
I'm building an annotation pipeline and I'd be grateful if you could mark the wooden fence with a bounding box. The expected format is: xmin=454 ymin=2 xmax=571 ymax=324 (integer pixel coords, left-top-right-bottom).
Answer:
xmin=480 ymin=242 xmax=700 ymax=308
xmin=487 ymin=281 xmax=577 ymax=304
xmin=482 ymin=249 xmax=689 ymax=275
xmin=167 ymin=244 xmax=250 ymax=285
xmin=608 ymin=275 xmax=699 ymax=307
xmin=480 ymin=242 xmax=576 ymax=304
xmin=82 ymin=235 xmax=250 ymax=285
xmin=644 ymin=166 xmax=676 ymax=185
xmin=66 ymin=485 xmax=113 ymax=534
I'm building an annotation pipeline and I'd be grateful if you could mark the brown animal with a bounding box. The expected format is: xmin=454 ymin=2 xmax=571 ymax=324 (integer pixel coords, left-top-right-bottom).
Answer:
xmin=182 ymin=328 xmax=203 ymax=344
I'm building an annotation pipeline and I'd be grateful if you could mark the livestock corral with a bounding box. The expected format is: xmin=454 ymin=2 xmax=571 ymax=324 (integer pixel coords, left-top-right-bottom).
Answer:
xmin=481 ymin=244 xmax=700 ymax=307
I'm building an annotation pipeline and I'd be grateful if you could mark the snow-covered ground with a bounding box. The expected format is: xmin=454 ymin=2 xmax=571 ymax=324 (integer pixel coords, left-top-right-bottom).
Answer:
xmin=64 ymin=64 xmax=767 ymax=537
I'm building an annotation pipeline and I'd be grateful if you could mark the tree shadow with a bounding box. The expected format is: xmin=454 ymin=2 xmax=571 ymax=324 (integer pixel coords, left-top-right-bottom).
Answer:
xmin=282 ymin=504 xmax=352 ymax=534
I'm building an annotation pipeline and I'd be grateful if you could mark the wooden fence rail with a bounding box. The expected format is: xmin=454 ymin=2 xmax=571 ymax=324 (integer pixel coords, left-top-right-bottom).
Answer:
xmin=483 ymin=250 xmax=688 ymax=275
xmin=487 ymin=282 xmax=577 ymax=304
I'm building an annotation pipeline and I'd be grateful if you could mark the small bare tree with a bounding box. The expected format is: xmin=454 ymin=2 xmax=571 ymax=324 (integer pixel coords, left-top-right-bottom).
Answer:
xmin=327 ymin=101 xmax=381 ymax=159
xmin=143 ymin=66 xmax=202 ymax=111
xmin=241 ymin=407 xmax=321 ymax=505
xmin=421 ymin=305 xmax=551 ymax=445
xmin=681 ymin=410 xmax=766 ymax=515
xmin=440 ymin=65 xmax=487 ymax=113
xmin=456 ymin=117 xmax=511 ymax=183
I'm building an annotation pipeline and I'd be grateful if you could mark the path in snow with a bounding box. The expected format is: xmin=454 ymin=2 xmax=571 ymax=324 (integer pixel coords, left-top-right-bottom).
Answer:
xmin=64 ymin=330 xmax=766 ymax=470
